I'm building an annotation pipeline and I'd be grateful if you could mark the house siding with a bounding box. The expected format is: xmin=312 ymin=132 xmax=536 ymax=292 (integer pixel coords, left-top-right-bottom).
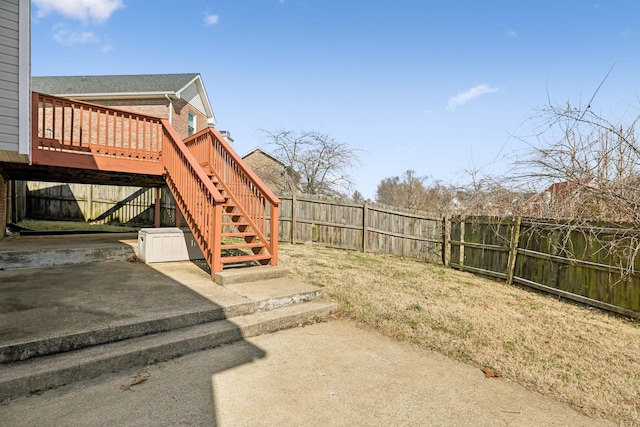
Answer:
xmin=0 ymin=0 xmax=20 ymax=152
xmin=0 ymin=169 xmax=7 ymax=238
xmin=0 ymin=0 xmax=29 ymax=163
xmin=180 ymin=82 xmax=207 ymax=117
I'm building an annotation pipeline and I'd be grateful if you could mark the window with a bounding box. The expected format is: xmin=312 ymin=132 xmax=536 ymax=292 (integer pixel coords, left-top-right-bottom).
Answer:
xmin=187 ymin=111 xmax=196 ymax=136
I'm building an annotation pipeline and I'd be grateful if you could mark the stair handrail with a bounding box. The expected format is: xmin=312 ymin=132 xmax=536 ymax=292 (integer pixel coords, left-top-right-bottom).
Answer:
xmin=185 ymin=127 xmax=281 ymax=205
xmin=161 ymin=119 xmax=226 ymax=274
xmin=185 ymin=127 xmax=280 ymax=265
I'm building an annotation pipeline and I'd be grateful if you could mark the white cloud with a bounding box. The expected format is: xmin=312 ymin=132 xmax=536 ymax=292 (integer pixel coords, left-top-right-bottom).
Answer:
xmin=506 ymin=29 xmax=518 ymax=38
xmin=34 ymin=0 xmax=124 ymax=23
xmin=447 ymin=84 xmax=500 ymax=111
xmin=204 ymin=13 xmax=220 ymax=26
xmin=53 ymin=27 xmax=99 ymax=45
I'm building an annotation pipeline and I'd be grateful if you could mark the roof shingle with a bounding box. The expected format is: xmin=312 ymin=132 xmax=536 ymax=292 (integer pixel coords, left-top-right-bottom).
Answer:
xmin=32 ymin=73 xmax=200 ymax=95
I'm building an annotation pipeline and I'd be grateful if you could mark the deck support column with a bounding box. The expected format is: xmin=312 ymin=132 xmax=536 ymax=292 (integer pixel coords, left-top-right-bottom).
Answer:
xmin=154 ymin=187 xmax=161 ymax=228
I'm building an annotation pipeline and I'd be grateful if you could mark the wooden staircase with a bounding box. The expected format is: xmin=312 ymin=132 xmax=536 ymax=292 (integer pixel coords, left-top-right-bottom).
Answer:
xmin=214 ymin=177 xmax=271 ymax=266
xmin=30 ymin=92 xmax=280 ymax=279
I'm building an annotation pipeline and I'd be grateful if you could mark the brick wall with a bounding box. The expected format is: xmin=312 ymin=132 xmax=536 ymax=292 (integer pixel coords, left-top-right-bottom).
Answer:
xmin=170 ymin=98 xmax=209 ymax=139
xmin=98 ymin=98 xmax=209 ymax=140
xmin=243 ymin=151 xmax=287 ymax=192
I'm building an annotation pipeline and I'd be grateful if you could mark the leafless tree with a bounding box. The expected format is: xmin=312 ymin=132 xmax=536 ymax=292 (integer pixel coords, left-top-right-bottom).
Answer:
xmin=508 ymin=90 xmax=640 ymax=282
xmin=513 ymin=100 xmax=640 ymax=223
xmin=375 ymin=170 xmax=457 ymax=216
xmin=262 ymin=129 xmax=362 ymax=196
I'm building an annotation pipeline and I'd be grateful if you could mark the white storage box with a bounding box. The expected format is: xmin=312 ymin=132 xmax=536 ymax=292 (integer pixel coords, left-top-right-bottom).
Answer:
xmin=138 ymin=227 xmax=204 ymax=263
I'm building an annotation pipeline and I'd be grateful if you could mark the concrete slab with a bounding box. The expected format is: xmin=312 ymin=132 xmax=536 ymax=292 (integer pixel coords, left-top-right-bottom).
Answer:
xmin=0 ymin=233 xmax=138 ymax=270
xmin=0 ymin=320 xmax=612 ymax=427
xmin=0 ymin=261 xmax=231 ymax=353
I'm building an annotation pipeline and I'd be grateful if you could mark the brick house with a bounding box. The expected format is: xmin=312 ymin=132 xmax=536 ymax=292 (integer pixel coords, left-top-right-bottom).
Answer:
xmin=242 ymin=148 xmax=299 ymax=193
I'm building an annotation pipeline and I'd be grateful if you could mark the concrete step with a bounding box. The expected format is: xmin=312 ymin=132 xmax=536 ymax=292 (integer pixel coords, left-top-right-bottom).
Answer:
xmin=0 ymin=233 xmax=138 ymax=270
xmin=0 ymin=277 xmax=317 ymax=364
xmin=0 ymin=301 xmax=337 ymax=401
xmin=0 ymin=304 xmax=252 ymax=364
xmin=215 ymin=265 xmax=289 ymax=286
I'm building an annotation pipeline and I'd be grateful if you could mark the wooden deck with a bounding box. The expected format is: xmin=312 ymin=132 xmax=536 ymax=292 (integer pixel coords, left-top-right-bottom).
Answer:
xmin=6 ymin=92 xmax=282 ymax=278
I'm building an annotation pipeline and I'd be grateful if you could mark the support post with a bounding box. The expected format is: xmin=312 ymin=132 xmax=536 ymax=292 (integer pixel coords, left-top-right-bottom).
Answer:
xmin=211 ymin=203 xmax=223 ymax=277
xmin=154 ymin=187 xmax=161 ymax=228
xmin=87 ymin=185 xmax=93 ymax=221
xmin=175 ymin=206 xmax=181 ymax=228
xmin=270 ymin=204 xmax=279 ymax=266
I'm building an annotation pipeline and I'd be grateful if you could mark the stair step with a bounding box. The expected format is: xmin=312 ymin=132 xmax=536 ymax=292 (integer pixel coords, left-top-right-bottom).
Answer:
xmin=221 ymin=231 xmax=257 ymax=238
xmin=0 ymin=307 xmax=240 ymax=364
xmin=214 ymin=266 xmax=290 ymax=286
xmin=221 ymin=253 xmax=272 ymax=264
xmin=222 ymin=242 xmax=265 ymax=250
xmin=0 ymin=301 xmax=337 ymax=401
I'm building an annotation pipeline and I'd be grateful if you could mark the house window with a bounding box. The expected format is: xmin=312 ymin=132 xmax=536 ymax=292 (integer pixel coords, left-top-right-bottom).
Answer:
xmin=187 ymin=111 xmax=196 ymax=136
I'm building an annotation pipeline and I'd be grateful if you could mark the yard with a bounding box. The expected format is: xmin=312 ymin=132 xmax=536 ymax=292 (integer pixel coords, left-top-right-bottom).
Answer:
xmin=279 ymin=243 xmax=640 ymax=427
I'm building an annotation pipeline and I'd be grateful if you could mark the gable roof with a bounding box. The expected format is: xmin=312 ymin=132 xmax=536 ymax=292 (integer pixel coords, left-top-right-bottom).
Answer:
xmin=242 ymin=147 xmax=285 ymax=166
xmin=32 ymin=73 xmax=216 ymax=125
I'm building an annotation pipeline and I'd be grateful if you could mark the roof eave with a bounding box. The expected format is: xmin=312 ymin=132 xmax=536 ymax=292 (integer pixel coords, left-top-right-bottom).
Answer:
xmin=51 ymin=91 xmax=179 ymax=100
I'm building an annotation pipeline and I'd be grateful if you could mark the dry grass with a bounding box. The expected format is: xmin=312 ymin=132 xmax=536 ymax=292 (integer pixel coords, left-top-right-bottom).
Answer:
xmin=17 ymin=220 xmax=138 ymax=232
xmin=280 ymin=243 xmax=640 ymax=426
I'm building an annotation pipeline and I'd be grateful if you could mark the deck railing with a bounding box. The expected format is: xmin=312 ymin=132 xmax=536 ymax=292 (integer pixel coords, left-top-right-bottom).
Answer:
xmin=185 ymin=128 xmax=281 ymax=265
xmin=30 ymin=92 xmax=279 ymax=275
xmin=32 ymin=92 xmax=163 ymax=166
xmin=161 ymin=120 xmax=226 ymax=274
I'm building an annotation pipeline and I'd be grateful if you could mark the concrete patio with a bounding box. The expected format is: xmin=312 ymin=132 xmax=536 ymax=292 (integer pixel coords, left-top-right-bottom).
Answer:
xmin=0 ymin=232 xmax=336 ymax=400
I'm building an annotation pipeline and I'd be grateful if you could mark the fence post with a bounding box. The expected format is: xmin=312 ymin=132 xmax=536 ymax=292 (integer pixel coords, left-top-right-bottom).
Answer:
xmin=362 ymin=201 xmax=369 ymax=253
xmin=291 ymin=192 xmax=297 ymax=244
xmin=458 ymin=216 xmax=465 ymax=270
xmin=506 ymin=216 xmax=522 ymax=285
xmin=443 ymin=216 xmax=450 ymax=266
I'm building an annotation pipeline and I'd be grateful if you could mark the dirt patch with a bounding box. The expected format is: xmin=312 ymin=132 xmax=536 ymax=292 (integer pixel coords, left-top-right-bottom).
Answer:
xmin=280 ymin=243 xmax=640 ymax=426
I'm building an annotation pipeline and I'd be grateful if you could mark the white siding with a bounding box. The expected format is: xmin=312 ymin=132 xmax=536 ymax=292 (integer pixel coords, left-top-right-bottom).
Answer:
xmin=0 ymin=0 xmax=19 ymax=149
xmin=181 ymin=82 xmax=207 ymax=116
xmin=0 ymin=0 xmax=28 ymax=161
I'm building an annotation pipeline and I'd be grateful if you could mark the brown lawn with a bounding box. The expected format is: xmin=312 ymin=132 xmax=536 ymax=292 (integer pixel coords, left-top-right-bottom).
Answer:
xmin=279 ymin=243 xmax=640 ymax=427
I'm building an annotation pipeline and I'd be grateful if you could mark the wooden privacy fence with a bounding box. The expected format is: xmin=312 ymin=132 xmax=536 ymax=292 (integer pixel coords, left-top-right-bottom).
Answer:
xmin=272 ymin=196 xmax=639 ymax=318
xmin=274 ymin=193 xmax=444 ymax=264
xmin=450 ymin=216 xmax=640 ymax=318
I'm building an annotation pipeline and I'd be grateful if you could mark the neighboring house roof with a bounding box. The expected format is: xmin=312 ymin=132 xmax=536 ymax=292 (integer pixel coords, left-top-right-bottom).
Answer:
xmin=32 ymin=73 xmax=216 ymax=125
xmin=242 ymin=147 xmax=285 ymax=166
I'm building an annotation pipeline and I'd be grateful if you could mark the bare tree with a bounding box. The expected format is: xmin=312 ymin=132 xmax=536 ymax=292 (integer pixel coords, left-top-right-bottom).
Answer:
xmin=261 ymin=129 xmax=362 ymax=196
xmin=513 ymin=100 xmax=640 ymax=223
xmin=375 ymin=170 xmax=457 ymax=216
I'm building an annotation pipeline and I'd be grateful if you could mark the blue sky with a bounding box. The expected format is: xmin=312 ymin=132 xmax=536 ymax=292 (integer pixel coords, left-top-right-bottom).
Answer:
xmin=31 ymin=0 xmax=640 ymax=199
